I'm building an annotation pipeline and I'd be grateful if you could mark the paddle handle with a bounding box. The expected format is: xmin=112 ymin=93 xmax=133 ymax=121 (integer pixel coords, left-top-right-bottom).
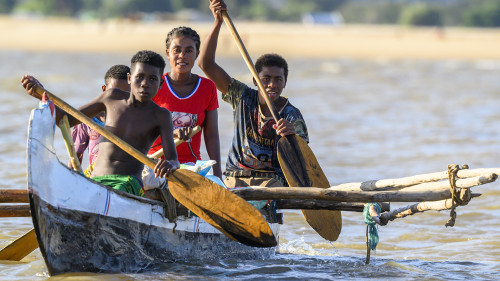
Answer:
xmin=148 ymin=125 xmax=202 ymax=159
xmin=33 ymin=86 xmax=157 ymax=170
xmin=221 ymin=11 xmax=281 ymax=122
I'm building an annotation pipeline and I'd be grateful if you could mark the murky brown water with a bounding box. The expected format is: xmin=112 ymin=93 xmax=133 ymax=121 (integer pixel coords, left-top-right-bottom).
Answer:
xmin=1 ymin=51 xmax=499 ymax=280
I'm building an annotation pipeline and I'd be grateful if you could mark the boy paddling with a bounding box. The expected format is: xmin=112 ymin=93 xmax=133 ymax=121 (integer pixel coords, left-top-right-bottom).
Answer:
xmin=199 ymin=0 xmax=309 ymax=188
xmin=21 ymin=50 xmax=180 ymax=197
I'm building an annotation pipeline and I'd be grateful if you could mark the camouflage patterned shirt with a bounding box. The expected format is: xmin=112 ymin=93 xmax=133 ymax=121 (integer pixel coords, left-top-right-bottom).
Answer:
xmin=222 ymin=78 xmax=308 ymax=184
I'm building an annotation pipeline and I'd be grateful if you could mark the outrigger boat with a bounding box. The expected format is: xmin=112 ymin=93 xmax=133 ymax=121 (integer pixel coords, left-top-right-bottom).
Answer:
xmin=4 ymin=9 xmax=499 ymax=275
xmin=27 ymin=97 xmax=280 ymax=275
xmin=2 ymin=91 xmax=498 ymax=275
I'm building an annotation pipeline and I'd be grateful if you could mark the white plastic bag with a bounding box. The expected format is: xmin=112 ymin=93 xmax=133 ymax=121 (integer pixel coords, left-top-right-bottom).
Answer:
xmin=141 ymin=165 xmax=166 ymax=190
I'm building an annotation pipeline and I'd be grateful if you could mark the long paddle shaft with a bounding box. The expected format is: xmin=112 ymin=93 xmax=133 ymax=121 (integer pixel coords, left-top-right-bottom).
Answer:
xmin=221 ymin=11 xmax=342 ymax=241
xmin=221 ymin=11 xmax=281 ymax=121
xmin=30 ymin=86 xmax=276 ymax=248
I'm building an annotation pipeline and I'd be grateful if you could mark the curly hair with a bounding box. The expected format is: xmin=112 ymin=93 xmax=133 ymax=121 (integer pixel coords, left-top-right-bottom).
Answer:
xmin=131 ymin=50 xmax=166 ymax=73
xmin=165 ymin=26 xmax=201 ymax=51
xmin=104 ymin=65 xmax=130 ymax=85
xmin=255 ymin=53 xmax=289 ymax=82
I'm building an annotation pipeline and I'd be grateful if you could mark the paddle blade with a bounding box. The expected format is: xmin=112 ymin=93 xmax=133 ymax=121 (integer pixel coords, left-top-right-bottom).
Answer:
xmin=0 ymin=229 xmax=38 ymax=261
xmin=301 ymin=209 xmax=342 ymax=241
xmin=278 ymin=134 xmax=342 ymax=241
xmin=168 ymin=169 xmax=277 ymax=248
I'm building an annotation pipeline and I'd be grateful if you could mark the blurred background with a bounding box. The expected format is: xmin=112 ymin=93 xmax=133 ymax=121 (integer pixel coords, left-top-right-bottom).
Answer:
xmin=0 ymin=0 xmax=499 ymax=28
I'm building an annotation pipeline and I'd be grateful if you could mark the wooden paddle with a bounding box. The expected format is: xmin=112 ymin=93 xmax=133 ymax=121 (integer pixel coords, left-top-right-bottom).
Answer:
xmin=221 ymin=11 xmax=342 ymax=241
xmin=30 ymin=86 xmax=276 ymax=247
xmin=0 ymin=229 xmax=37 ymax=261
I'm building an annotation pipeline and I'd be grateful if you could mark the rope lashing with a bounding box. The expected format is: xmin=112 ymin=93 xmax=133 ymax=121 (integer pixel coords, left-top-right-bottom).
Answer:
xmin=445 ymin=164 xmax=472 ymax=227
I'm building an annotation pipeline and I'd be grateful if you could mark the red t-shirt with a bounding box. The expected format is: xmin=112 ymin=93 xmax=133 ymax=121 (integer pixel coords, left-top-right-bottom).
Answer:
xmin=148 ymin=73 xmax=219 ymax=163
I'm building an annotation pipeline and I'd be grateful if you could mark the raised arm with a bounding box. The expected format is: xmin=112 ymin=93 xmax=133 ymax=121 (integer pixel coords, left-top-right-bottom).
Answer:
xmin=198 ymin=0 xmax=231 ymax=94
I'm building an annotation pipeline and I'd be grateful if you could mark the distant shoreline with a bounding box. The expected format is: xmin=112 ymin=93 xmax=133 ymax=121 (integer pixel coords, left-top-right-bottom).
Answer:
xmin=2 ymin=16 xmax=499 ymax=60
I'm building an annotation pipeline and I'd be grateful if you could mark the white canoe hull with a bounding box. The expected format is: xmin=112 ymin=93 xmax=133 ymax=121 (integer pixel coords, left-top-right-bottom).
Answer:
xmin=27 ymin=102 xmax=279 ymax=275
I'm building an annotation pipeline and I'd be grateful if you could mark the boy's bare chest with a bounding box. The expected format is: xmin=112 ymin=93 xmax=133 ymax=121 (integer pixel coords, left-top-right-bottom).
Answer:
xmin=105 ymin=105 xmax=158 ymax=141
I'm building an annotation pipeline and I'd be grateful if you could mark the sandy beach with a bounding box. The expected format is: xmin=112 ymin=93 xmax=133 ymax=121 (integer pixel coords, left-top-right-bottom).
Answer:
xmin=1 ymin=16 xmax=499 ymax=60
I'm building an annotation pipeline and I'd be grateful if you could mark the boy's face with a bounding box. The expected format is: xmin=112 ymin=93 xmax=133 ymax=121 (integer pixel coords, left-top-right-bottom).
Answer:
xmin=166 ymin=36 xmax=199 ymax=75
xmin=102 ymin=78 xmax=131 ymax=93
xmin=254 ymin=66 xmax=286 ymax=104
xmin=128 ymin=62 xmax=162 ymax=102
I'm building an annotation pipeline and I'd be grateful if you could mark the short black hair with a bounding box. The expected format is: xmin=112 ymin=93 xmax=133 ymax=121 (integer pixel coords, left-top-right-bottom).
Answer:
xmin=166 ymin=26 xmax=200 ymax=52
xmin=131 ymin=50 xmax=166 ymax=74
xmin=104 ymin=65 xmax=130 ymax=85
xmin=255 ymin=53 xmax=289 ymax=82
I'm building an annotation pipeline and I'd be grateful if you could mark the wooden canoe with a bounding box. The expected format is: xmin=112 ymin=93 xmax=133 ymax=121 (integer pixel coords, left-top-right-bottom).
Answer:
xmin=27 ymin=100 xmax=280 ymax=275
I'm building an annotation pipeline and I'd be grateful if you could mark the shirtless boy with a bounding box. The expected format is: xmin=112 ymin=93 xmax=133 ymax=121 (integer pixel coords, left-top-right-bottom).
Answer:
xmin=21 ymin=50 xmax=179 ymax=197
xmin=72 ymin=64 xmax=131 ymax=176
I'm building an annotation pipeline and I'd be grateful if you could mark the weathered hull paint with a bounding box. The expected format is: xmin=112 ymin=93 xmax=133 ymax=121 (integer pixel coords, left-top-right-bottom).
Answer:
xmin=27 ymin=101 xmax=279 ymax=275
xmin=30 ymin=194 xmax=275 ymax=275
